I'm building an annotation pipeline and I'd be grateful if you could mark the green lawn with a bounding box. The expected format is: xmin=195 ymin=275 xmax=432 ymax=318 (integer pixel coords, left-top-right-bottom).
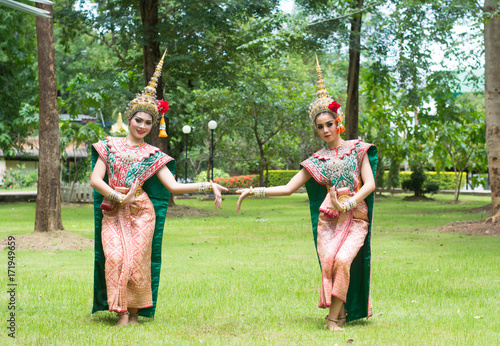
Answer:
xmin=1 ymin=193 xmax=498 ymax=345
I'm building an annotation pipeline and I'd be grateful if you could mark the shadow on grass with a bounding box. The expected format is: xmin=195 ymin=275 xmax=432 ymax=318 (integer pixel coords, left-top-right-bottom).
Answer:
xmin=291 ymin=314 xmax=370 ymax=330
xmin=90 ymin=311 xmax=156 ymax=327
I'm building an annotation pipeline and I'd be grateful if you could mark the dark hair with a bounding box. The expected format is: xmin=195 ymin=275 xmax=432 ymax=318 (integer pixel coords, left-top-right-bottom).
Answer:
xmin=314 ymin=111 xmax=336 ymax=125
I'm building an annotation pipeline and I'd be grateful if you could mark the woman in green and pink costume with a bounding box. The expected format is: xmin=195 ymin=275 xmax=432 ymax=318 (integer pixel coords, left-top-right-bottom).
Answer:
xmin=90 ymin=51 xmax=227 ymax=327
xmin=237 ymin=57 xmax=377 ymax=331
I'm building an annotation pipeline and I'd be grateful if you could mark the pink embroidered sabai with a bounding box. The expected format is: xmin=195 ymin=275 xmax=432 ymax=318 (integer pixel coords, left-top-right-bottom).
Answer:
xmin=93 ymin=137 xmax=173 ymax=313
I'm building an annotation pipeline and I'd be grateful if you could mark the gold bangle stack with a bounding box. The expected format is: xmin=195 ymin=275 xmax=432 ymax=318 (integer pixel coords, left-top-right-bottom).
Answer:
xmin=341 ymin=197 xmax=357 ymax=213
xmin=109 ymin=190 xmax=125 ymax=204
xmin=197 ymin=181 xmax=213 ymax=193
xmin=254 ymin=187 xmax=265 ymax=198
xmin=248 ymin=186 xmax=265 ymax=198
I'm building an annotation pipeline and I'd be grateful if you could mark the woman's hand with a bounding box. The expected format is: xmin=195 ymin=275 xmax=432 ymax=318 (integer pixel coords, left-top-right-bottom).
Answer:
xmin=212 ymin=182 xmax=228 ymax=209
xmin=115 ymin=180 xmax=140 ymax=205
xmin=235 ymin=188 xmax=252 ymax=212
xmin=327 ymin=186 xmax=344 ymax=212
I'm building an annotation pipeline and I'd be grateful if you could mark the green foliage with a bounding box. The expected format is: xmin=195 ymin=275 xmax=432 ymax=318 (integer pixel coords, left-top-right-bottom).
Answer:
xmin=0 ymin=8 xmax=38 ymax=153
xmin=401 ymin=167 xmax=428 ymax=196
xmin=264 ymin=170 xmax=300 ymax=187
xmin=386 ymin=158 xmax=401 ymax=190
xmin=194 ymin=168 xmax=229 ymax=183
xmin=427 ymin=86 xmax=487 ymax=200
xmin=425 ymin=182 xmax=440 ymax=195
xmin=189 ymin=56 xmax=316 ymax=186
xmin=61 ymin=158 xmax=92 ymax=183
xmin=0 ymin=164 xmax=38 ymax=189
xmin=59 ymin=121 xmax=107 ymax=184
xmin=399 ymin=171 xmax=465 ymax=191
xmin=214 ymin=175 xmax=259 ymax=189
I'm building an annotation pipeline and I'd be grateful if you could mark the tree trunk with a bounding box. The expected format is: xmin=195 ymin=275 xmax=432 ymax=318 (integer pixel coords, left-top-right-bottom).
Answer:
xmin=139 ymin=0 xmax=168 ymax=153
xmin=344 ymin=0 xmax=363 ymax=141
xmin=484 ymin=0 xmax=500 ymax=222
xmin=138 ymin=0 xmax=172 ymax=204
xmin=34 ymin=3 xmax=63 ymax=232
xmin=454 ymin=170 xmax=463 ymax=203
xmin=206 ymin=160 xmax=212 ymax=182
xmin=264 ymin=163 xmax=269 ymax=187
xmin=258 ymin=154 xmax=265 ymax=187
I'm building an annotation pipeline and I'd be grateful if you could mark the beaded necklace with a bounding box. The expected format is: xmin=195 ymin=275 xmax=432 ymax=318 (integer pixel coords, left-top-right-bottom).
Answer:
xmin=120 ymin=138 xmax=145 ymax=165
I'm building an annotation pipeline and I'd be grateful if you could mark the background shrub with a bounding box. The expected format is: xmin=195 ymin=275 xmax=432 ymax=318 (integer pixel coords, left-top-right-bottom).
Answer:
xmin=195 ymin=168 xmax=229 ymax=182
xmin=401 ymin=167 xmax=427 ymax=196
xmin=398 ymin=171 xmax=465 ymax=190
xmin=214 ymin=175 xmax=259 ymax=189
xmin=1 ymin=164 xmax=38 ymax=189
xmin=213 ymin=170 xmax=466 ymax=191
xmin=425 ymin=182 xmax=440 ymax=195
xmin=264 ymin=170 xmax=300 ymax=186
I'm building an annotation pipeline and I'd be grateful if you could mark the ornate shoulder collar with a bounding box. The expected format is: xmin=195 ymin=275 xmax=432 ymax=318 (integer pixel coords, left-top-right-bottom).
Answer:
xmin=105 ymin=136 xmax=161 ymax=160
xmin=312 ymin=139 xmax=361 ymax=160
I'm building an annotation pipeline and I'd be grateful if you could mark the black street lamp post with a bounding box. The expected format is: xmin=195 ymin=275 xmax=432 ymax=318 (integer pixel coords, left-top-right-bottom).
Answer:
xmin=182 ymin=125 xmax=191 ymax=183
xmin=208 ymin=120 xmax=217 ymax=197
xmin=208 ymin=120 xmax=217 ymax=181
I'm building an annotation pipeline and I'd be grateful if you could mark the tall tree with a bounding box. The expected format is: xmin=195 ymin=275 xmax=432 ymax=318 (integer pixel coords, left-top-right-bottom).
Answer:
xmin=138 ymin=0 xmax=165 ymax=152
xmin=34 ymin=3 xmax=63 ymax=232
xmin=484 ymin=0 xmax=500 ymax=222
xmin=344 ymin=0 xmax=363 ymax=140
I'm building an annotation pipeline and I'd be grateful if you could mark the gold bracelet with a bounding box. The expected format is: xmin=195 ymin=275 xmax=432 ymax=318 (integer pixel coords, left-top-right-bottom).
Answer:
xmin=197 ymin=181 xmax=210 ymax=192
xmin=109 ymin=190 xmax=125 ymax=204
xmin=254 ymin=187 xmax=266 ymax=198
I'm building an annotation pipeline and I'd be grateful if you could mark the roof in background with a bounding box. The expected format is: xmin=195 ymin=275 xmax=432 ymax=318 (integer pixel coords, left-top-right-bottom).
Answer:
xmin=0 ymin=137 xmax=88 ymax=160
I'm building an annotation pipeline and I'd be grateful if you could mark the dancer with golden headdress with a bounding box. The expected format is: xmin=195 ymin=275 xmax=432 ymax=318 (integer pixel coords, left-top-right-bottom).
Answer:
xmin=90 ymin=50 xmax=228 ymax=327
xmin=236 ymin=56 xmax=377 ymax=331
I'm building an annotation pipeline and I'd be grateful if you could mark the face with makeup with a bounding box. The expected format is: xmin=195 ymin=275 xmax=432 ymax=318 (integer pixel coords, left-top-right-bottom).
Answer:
xmin=315 ymin=112 xmax=341 ymax=148
xmin=128 ymin=112 xmax=153 ymax=141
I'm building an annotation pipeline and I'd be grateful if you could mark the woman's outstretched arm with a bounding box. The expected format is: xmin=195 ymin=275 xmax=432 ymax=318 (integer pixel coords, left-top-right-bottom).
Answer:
xmin=155 ymin=166 xmax=228 ymax=209
xmin=236 ymin=168 xmax=312 ymax=212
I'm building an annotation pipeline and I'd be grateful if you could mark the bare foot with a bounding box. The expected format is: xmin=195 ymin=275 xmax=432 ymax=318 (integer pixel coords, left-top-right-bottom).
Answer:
xmin=128 ymin=309 xmax=139 ymax=326
xmin=324 ymin=316 xmax=345 ymax=331
xmin=116 ymin=312 xmax=129 ymax=327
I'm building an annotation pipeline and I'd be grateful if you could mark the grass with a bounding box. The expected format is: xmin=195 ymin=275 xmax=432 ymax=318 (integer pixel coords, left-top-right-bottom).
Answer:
xmin=0 ymin=193 xmax=498 ymax=345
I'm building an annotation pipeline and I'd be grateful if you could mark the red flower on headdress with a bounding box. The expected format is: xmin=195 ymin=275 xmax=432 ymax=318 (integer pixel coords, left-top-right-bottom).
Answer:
xmin=328 ymin=101 xmax=341 ymax=113
xmin=158 ymin=100 xmax=169 ymax=114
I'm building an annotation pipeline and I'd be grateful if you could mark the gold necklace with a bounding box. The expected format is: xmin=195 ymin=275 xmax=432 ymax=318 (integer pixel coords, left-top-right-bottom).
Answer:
xmin=328 ymin=140 xmax=344 ymax=150
xmin=123 ymin=137 xmax=144 ymax=147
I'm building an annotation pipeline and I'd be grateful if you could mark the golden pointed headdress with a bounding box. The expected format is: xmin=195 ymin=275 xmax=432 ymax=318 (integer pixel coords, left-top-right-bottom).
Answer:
xmin=126 ymin=49 xmax=168 ymax=131
xmin=308 ymin=55 xmax=345 ymax=134
xmin=309 ymin=55 xmax=337 ymax=121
